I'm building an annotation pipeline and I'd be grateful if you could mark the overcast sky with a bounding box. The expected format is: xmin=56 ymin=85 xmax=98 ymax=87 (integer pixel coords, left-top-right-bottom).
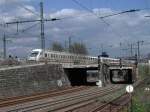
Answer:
xmin=0 ymin=0 xmax=150 ymax=58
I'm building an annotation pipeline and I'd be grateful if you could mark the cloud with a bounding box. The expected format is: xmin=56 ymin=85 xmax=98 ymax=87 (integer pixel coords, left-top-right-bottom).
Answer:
xmin=14 ymin=37 xmax=38 ymax=43
xmin=0 ymin=0 xmax=33 ymax=5
xmin=0 ymin=5 xmax=150 ymax=57
xmin=47 ymin=8 xmax=150 ymax=56
xmin=8 ymin=46 xmax=33 ymax=57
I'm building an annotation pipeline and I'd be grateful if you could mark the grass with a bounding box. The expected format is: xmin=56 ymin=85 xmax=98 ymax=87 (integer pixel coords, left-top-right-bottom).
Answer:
xmin=138 ymin=64 xmax=150 ymax=79
xmin=121 ymin=64 xmax=150 ymax=112
xmin=132 ymin=64 xmax=150 ymax=112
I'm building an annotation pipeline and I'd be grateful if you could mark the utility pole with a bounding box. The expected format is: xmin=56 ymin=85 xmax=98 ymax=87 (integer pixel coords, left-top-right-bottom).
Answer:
xmin=130 ymin=43 xmax=133 ymax=57
xmin=65 ymin=40 xmax=67 ymax=51
xmin=68 ymin=36 xmax=71 ymax=52
xmin=120 ymin=42 xmax=122 ymax=57
xmin=137 ymin=40 xmax=144 ymax=60
xmin=4 ymin=1 xmax=60 ymax=50
xmin=101 ymin=44 xmax=104 ymax=54
xmin=3 ymin=34 xmax=6 ymax=59
xmin=40 ymin=2 xmax=45 ymax=50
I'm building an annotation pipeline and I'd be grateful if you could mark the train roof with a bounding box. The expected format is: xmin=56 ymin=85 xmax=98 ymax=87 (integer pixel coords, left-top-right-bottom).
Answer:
xmin=31 ymin=49 xmax=42 ymax=52
xmin=45 ymin=49 xmax=97 ymax=58
xmin=31 ymin=49 xmax=118 ymax=60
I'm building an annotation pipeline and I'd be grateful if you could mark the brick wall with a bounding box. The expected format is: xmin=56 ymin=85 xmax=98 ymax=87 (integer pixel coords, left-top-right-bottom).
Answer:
xmin=0 ymin=63 xmax=70 ymax=99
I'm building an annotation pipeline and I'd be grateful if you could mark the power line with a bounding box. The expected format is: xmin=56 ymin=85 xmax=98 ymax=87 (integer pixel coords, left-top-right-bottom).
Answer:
xmin=71 ymin=0 xmax=124 ymax=40
xmin=13 ymin=23 xmax=41 ymax=38
xmin=15 ymin=2 xmax=40 ymax=18
xmin=100 ymin=9 xmax=140 ymax=19
xmin=21 ymin=22 xmax=40 ymax=33
xmin=71 ymin=0 xmax=141 ymax=40
xmin=2 ymin=1 xmax=60 ymax=50
xmin=71 ymin=0 xmax=110 ymax=26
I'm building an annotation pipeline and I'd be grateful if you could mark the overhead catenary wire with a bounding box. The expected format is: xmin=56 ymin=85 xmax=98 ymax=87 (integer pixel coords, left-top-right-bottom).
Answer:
xmin=71 ymin=0 xmax=110 ymax=26
xmin=71 ymin=0 xmax=143 ymax=43
xmin=71 ymin=0 xmax=125 ymax=39
xmin=100 ymin=9 xmax=140 ymax=19
xmin=19 ymin=22 xmax=40 ymax=33
xmin=15 ymin=2 xmax=40 ymax=18
xmin=12 ymin=23 xmax=41 ymax=38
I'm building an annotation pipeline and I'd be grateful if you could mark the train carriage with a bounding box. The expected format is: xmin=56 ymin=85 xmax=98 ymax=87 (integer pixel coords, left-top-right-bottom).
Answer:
xmin=28 ymin=49 xmax=119 ymax=65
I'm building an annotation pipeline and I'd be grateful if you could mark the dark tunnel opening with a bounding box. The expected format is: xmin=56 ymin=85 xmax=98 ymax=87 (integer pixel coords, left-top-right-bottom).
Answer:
xmin=64 ymin=68 xmax=97 ymax=86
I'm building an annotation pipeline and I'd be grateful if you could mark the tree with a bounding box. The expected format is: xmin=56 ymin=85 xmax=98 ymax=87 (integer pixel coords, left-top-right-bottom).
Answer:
xmin=52 ymin=41 xmax=64 ymax=52
xmin=69 ymin=42 xmax=88 ymax=55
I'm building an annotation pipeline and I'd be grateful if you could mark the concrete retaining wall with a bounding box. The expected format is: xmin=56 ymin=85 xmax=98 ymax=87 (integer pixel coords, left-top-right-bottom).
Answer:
xmin=0 ymin=63 xmax=70 ymax=99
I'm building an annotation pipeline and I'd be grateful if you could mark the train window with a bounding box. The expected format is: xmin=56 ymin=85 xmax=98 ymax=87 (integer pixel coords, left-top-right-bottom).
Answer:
xmin=109 ymin=68 xmax=133 ymax=84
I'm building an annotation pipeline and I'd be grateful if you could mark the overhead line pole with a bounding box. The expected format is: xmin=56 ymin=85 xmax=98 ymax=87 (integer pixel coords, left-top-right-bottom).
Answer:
xmin=2 ymin=24 xmax=7 ymax=59
xmin=69 ymin=36 xmax=72 ymax=52
xmin=40 ymin=1 xmax=45 ymax=50
xmin=3 ymin=34 xmax=6 ymax=59
xmin=137 ymin=40 xmax=144 ymax=61
xmin=3 ymin=2 xmax=60 ymax=51
xmin=130 ymin=43 xmax=133 ymax=57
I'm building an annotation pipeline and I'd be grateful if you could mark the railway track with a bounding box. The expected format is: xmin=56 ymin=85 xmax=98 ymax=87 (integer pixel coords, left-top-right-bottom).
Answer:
xmin=84 ymin=77 xmax=149 ymax=112
xmin=1 ymin=78 xmax=147 ymax=112
xmin=0 ymin=85 xmax=121 ymax=112
xmin=61 ymin=85 xmax=126 ymax=112
xmin=55 ymin=78 xmax=148 ymax=112
xmin=0 ymin=86 xmax=89 ymax=108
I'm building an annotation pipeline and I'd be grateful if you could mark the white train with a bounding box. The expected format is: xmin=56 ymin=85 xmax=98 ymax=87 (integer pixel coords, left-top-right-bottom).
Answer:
xmin=28 ymin=49 xmax=119 ymax=65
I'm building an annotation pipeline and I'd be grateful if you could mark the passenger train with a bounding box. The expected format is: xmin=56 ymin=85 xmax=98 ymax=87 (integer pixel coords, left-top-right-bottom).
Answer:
xmin=28 ymin=49 xmax=120 ymax=65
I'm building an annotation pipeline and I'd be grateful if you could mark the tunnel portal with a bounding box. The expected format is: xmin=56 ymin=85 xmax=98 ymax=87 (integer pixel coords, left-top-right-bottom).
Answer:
xmin=64 ymin=68 xmax=98 ymax=86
